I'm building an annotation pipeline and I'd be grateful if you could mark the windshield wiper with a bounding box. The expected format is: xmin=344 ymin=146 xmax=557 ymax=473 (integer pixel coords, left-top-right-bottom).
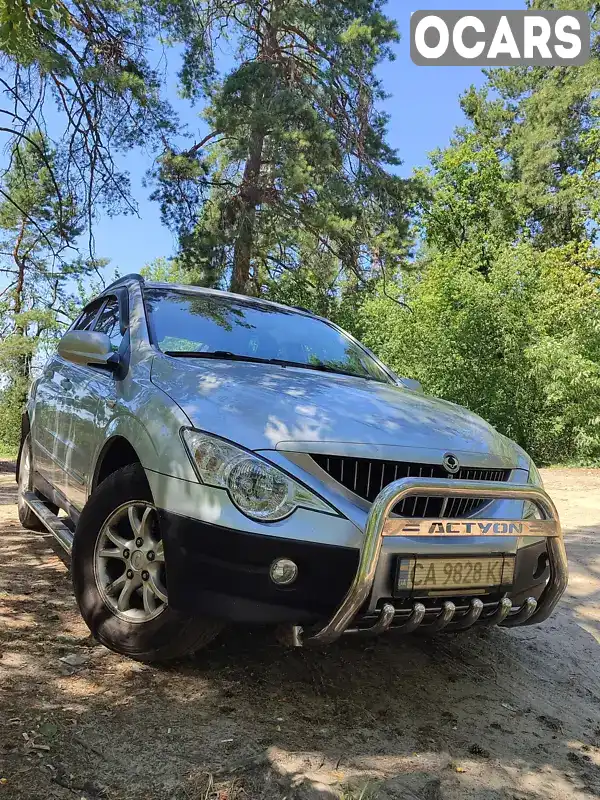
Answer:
xmin=163 ymin=350 xmax=379 ymax=380
xmin=164 ymin=350 xmax=256 ymax=361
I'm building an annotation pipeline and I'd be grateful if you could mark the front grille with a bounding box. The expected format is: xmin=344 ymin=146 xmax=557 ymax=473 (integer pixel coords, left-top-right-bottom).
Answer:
xmin=310 ymin=455 xmax=510 ymax=518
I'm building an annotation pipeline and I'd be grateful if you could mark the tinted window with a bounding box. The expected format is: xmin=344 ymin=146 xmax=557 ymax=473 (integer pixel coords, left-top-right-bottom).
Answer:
xmin=145 ymin=289 xmax=390 ymax=383
xmin=94 ymin=297 xmax=122 ymax=352
xmin=73 ymin=301 xmax=102 ymax=331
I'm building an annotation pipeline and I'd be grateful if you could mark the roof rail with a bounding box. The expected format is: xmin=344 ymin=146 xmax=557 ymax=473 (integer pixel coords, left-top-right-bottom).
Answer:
xmin=102 ymin=273 xmax=145 ymax=293
xmin=291 ymin=305 xmax=315 ymax=315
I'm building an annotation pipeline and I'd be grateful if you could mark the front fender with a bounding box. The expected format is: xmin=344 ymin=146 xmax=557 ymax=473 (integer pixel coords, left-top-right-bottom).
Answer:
xmin=89 ymin=394 xmax=197 ymax=498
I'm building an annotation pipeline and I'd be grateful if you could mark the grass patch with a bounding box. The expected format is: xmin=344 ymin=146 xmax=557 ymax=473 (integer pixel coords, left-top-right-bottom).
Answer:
xmin=0 ymin=444 xmax=17 ymax=461
xmin=542 ymin=460 xmax=600 ymax=469
xmin=341 ymin=781 xmax=381 ymax=800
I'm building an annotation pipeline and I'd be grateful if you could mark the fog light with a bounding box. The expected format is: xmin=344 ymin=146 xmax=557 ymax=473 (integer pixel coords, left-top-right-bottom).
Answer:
xmin=270 ymin=558 xmax=298 ymax=586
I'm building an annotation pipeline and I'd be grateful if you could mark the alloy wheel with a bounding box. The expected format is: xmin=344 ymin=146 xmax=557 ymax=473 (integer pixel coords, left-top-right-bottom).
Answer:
xmin=94 ymin=501 xmax=168 ymax=622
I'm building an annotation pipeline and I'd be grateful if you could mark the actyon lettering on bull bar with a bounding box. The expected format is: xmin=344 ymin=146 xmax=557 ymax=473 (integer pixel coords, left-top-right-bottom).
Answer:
xmin=292 ymin=478 xmax=568 ymax=646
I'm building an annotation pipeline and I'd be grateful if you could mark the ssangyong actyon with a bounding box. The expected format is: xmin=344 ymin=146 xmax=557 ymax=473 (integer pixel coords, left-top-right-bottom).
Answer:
xmin=16 ymin=274 xmax=568 ymax=661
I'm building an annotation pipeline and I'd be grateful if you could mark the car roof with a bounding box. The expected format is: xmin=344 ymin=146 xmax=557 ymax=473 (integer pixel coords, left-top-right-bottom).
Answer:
xmin=144 ymin=281 xmax=320 ymax=318
xmin=100 ymin=273 xmax=323 ymax=321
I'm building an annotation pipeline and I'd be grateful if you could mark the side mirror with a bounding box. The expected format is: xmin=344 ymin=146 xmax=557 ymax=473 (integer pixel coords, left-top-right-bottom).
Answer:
xmin=397 ymin=377 xmax=424 ymax=393
xmin=58 ymin=330 xmax=119 ymax=369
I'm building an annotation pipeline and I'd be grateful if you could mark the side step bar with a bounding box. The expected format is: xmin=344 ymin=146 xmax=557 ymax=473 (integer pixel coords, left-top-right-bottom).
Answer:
xmin=23 ymin=490 xmax=74 ymax=555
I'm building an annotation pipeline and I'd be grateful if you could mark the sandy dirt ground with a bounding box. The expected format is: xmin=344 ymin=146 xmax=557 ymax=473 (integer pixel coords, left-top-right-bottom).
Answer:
xmin=2 ymin=465 xmax=600 ymax=800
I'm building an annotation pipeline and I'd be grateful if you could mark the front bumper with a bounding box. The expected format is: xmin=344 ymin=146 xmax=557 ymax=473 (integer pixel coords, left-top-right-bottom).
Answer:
xmin=158 ymin=511 xmax=359 ymax=623
xmin=303 ymin=477 xmax=567 ymax=645
xmin=158 ymin=478 xmax=567 ymax=638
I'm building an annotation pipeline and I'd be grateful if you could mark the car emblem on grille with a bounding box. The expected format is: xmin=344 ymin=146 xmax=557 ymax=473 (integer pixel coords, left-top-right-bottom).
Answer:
xmin=443 ymin=453 xmax=460 ymax=475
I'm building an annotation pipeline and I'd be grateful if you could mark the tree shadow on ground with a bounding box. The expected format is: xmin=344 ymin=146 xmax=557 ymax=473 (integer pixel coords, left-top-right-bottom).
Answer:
xmin=0 ymin=471 xmax=16 ymax=505
xmin=2 ymin=475 xmax=600 ymax=800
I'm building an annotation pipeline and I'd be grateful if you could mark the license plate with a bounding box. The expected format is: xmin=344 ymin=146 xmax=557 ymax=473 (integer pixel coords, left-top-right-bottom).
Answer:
xmin=396 ymin=556 xmax=515 ymax=596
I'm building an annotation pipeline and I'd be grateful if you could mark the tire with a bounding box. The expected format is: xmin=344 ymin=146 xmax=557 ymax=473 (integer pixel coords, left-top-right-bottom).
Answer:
xmin=71 ymin=463 xmax=223 ymax=661
xmin=17 ymin=434 xmax=48 ymax=531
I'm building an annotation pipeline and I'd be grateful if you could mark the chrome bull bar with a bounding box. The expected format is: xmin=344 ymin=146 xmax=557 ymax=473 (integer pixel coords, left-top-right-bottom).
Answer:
xmin=300 ymin=478 xmax=568 ymax=646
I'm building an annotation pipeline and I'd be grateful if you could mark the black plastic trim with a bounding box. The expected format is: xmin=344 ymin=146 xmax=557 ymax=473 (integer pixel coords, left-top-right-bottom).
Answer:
xmin=15 ymin=411 xmax=30 ymax=482
xmin=102 ymin=273 xmax=145 ymax=293
xmin=158 ymin=510 xmax=359 ymax=624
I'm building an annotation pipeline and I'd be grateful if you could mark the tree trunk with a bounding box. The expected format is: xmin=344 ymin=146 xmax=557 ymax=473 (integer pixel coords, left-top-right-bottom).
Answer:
xmin=229 ymin=1 xmax=280 ymax=295
xmin=12 ymin=219 xmax=29 ymax=382
xmin=13 ymin=219 xmax=25 ymax=321
xmin=10 ymin=218 xmax=30 ymax=414
xmin=230 ymin=129 xmax=265 ymax=294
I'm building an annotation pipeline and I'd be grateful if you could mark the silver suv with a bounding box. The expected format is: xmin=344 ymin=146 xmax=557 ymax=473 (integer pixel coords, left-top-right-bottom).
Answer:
xmin=17 ymin=274 xmax=568 ymax=661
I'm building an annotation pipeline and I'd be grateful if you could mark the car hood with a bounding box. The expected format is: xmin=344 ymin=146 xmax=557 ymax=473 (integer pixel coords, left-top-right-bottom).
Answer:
xmin=150 ymin=356 xmax=522 ymax=466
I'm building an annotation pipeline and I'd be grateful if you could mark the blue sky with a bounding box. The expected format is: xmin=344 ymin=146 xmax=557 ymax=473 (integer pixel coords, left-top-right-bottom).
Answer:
xmin=90 ymin=0 xmax=527 ymax=278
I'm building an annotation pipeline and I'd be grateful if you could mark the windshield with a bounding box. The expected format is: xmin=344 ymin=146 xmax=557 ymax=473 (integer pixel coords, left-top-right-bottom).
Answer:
xmin=145 ymin=289 xmax=391 ymax=384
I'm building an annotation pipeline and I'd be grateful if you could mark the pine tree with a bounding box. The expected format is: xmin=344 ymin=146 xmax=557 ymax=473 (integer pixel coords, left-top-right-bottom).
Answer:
xmin=456 ymin=0 xmax=600 ymax=248
xmin=0 ymin=135 xmax=99 ymax=446
xmin=0 ymin=0 xmax=176 ymax=255
xmin=151 ymin=0 xmax=419 ymax=296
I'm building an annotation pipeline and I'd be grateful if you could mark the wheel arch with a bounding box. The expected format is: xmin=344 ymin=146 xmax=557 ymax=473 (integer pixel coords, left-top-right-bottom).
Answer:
xmin=88 ymin=396 xmax=197 ymax=500
xmin=92 ymin=435 xmax=143 ymax=491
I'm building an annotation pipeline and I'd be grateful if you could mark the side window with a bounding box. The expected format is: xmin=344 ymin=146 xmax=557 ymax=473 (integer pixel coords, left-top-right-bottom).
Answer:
xmin=72 ymin=301 xmax=103 ymax=331
xmin=93 ymin=297 xmax=123 ymax=353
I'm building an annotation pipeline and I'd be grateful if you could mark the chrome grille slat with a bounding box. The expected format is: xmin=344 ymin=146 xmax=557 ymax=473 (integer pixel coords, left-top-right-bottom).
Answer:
xmin=310 ymin=455 xmax=510 ymax=519
xmin=411 ymin=466 xmax=423 ymax=516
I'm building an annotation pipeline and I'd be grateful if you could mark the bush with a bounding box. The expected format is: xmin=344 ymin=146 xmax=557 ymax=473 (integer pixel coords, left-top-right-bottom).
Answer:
xmin=354 ymin=243 xmax=600 ymax=465
xmin=0 ymin=378 xmax=26 ymax=454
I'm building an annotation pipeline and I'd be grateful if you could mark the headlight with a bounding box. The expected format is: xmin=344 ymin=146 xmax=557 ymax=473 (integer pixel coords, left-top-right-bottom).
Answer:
xmin=182 ymin=429 xmax=336 ymax=522
xmin=528 ymin=459 xmax=544 ymax=488
xmin=524 ymin=458 xmax=544 ymax=518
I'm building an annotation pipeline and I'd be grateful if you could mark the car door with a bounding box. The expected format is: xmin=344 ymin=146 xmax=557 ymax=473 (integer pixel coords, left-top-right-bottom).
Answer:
xmin=31 ymin=300 xmax=104 ymax=497
xmin=61 ymin=293 xmax=127 ymax=510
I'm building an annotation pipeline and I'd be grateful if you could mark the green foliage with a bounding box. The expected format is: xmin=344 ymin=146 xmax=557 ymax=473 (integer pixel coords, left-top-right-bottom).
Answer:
xmin=0 ymin=0 xmax=176 ymax=243
xmin=1 ymin=0 xmax=598 ymax=469
xmin=262 ymin=256 xmax=340 ymax=318
xmin=141 ymin=257 xmax=184 ymax=283
xmin=0 ymin=135 xmax=101 ymax=451
xmin=456 ymin=1 xmax=600 ymax=248
xmin=141 ymin=255 xmax=215 ymax=286
xmin=148 ymin=1 xmax=600 ymax=467
xmin=355 ymin=243 xmax=600 ymax=465
xmin=151 ymin=0 xmax=421 ymax=295
xmin=346 ymin=1 xmax=600 ymax=466
xmin=415 ymin=135 xmax=519 ymax=271
xmin=0 ymin=0 xmax=69 ymax=65
xmin=0 ymin=377 xmax=26 ymax=452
